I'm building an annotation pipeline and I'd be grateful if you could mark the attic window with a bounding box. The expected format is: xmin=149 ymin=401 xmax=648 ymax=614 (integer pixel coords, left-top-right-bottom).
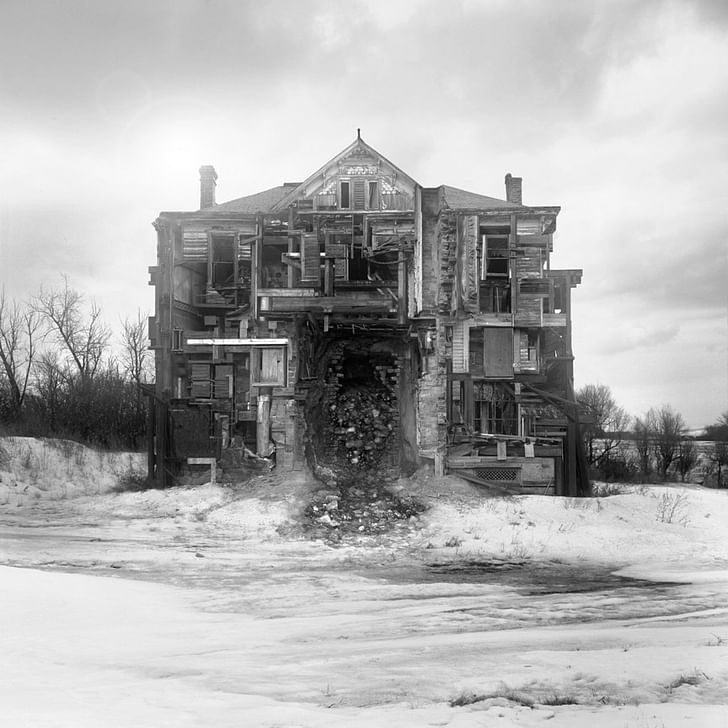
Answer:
xmin=340 ymin=181 xmax=350 ymax=209
xmin=368 ymin=180 xmax=379 ymax=209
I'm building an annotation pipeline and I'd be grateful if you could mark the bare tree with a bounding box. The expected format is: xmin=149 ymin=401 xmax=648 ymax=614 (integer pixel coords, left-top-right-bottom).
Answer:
xmin=711 ymin=441 xmax=728 ymax=488
xmin=706 ymin=412 xmax=728 ymax=487
xmin=120 ymin=311 xmax=152 ymax=386
xmin=648 ymin=405 xmax=687 ymax=479
xmin=0 ymin=289 xmax=40 ymax=418
xmin=676 ymin=438 xmax=697 ymax=482
xmin=34 ymin=277 xmax=111 ymax=382
xmin=705 ymin=411 xmax=728 ymax=441
xmin=633 ymin=416 xmax=653 ymax=478
xmin=576 ymin=383 xmax=631 ymax=468
xmin=33 ymin=351 xmax=66 ymax=433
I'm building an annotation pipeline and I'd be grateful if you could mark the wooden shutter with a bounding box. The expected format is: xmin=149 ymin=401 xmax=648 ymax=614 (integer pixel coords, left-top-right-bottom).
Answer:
xmin=301 ymin=233 xmax=321 ymax=281
xmin=190 ymin=363 xmax=211 ymax=398
xmin=452 ymin=321 xmax=467 ymax=374
xmin=352 ymin=178 xmax=366 ymax=209
xmin=484 ymin=328 xmax=513 ymax=378
xmin=213 ymin=365 xmax=233 ymax=399
xmin=182 ymin=230 xmax=208 ymax=260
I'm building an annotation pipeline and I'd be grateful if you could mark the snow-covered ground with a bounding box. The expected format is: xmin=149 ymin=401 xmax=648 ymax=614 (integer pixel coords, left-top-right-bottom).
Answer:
xmin=1 ymin=437 xmax=727 ymax=727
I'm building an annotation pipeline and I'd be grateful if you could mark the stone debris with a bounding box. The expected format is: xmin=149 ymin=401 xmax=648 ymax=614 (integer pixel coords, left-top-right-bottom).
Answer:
xmin=305 ymin=473 xmax=424 ymax=540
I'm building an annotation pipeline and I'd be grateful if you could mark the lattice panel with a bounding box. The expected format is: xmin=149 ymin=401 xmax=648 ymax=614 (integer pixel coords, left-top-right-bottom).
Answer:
xmin=475 ymin=468 xmax=520 ymax=482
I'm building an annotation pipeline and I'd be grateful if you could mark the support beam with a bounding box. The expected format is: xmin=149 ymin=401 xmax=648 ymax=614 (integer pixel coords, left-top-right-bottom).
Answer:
xmin=256 ymin=390 xmax=272 ymax=457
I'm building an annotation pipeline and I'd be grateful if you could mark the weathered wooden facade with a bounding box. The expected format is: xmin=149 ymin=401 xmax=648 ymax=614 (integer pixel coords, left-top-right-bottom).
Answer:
xmin=148 ymin=134 xmax=588 ymax=495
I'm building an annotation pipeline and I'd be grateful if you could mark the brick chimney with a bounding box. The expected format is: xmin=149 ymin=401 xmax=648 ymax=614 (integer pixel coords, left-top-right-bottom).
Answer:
xmin=199 ymin=165 xmax=218 ymax=209
xmin=505 ymin=173 xmax=522 ymax=205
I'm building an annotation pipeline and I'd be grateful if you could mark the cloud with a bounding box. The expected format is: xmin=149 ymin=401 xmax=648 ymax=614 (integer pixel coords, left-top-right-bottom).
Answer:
xmin=1 ymin=0 xmax=726 ymax=431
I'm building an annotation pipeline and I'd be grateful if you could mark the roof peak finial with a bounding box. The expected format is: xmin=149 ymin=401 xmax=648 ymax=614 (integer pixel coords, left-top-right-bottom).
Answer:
xmin=357 ymin=127 xmax=361 ymax=140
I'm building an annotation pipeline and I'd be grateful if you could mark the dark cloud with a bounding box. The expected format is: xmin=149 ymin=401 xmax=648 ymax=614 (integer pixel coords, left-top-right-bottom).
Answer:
xmin=688 ymin=0 xmax=728 ymax=26
xmin=0 ymin=0 xmax=669 ymax=142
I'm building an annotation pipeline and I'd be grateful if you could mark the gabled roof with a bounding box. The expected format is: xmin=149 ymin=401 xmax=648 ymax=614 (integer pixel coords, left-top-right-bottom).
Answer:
xmin=269 ymin=133 xmax=419 ymax=212
xmin=202 ymin=184 xmax=298 ymax=214
xmin=440 ymin=185 xmax=522 ymax=211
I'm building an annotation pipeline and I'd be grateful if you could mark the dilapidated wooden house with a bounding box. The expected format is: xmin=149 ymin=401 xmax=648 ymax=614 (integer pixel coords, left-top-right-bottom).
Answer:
xmin=148 ymin=134 xmax=588 ymax=495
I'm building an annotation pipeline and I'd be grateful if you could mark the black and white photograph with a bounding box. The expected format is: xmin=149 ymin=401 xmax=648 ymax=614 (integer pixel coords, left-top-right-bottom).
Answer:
xmin=1 ymin=1 xmax=727 ymax=726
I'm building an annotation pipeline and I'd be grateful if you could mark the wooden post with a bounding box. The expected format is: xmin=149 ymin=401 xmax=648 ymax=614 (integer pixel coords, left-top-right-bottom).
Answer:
xmin=324 ymin=258 xmax=335 ymax=296
xmin=566 ymin=418 xmax=578 ymax=496
xmin=146 ymin=394 xmax=155 ymax=482
xmin=156 ymin=400 xmax=168 ymax=488
xmin=434 ymin=444 xmax=446 ymax=477
xmin=398 ymin=255 xmax=408 ymax=325
xmin=256 ymin=389 xmax=272 ymax=456
xmin=509 ymin=213 xmax=517 ymax=319
xmin=287 ymin=207 xmax=295 ymax=288
xmin=554 ymin=455 xmax=565 ymax=496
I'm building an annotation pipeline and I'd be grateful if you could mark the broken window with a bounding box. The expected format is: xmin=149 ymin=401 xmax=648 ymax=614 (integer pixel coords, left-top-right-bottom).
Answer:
xmin=482 ymin=234 xmax=509 ymax=277
xmin=210 ymin=234 xmax=235 ymax=289
xmin=479 ymin=227 xmax=511 ymax=313
xmin=473 ymin=381 xmax=517 ymax=435
xmin=479 ymin=282 xmax=511 ymax=313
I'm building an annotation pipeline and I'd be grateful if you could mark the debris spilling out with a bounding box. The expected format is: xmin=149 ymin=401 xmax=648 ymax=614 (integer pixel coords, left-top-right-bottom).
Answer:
xmin=304 ymin=475 xmax=424 ymax=540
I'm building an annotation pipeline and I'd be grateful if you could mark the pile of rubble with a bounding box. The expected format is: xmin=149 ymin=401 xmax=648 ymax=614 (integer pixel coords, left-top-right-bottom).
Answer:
xmin=327 ymin=386 xmax=396 ymax=467
xmin=305 ymin=474 xmax=424 ymax=540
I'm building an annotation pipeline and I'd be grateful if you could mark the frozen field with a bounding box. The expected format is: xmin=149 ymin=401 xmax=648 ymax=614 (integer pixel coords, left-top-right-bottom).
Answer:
xmin=1 ymin=437 xmax=727 ymax=727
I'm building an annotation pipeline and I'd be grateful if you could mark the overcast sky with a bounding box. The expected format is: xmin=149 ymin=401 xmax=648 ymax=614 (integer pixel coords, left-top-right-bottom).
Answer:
xmin=1 ymin=0 xmax=726 ymax=430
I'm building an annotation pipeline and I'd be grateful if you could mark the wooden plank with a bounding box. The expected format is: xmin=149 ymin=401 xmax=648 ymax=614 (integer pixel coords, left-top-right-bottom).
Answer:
xmin=269 ymin=296 xmax=395 ymax=313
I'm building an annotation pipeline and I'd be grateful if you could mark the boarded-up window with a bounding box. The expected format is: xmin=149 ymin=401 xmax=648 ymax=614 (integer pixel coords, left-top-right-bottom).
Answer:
xmin=190 ymin=363 xmax=212 ymax=398
xmin=484 ymin=328 xmax=513 ymax=378
xmin=474 ymin=382 xmax=517 ymax=435
xmin=251 ymin=347 xmax=286 ymax=387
